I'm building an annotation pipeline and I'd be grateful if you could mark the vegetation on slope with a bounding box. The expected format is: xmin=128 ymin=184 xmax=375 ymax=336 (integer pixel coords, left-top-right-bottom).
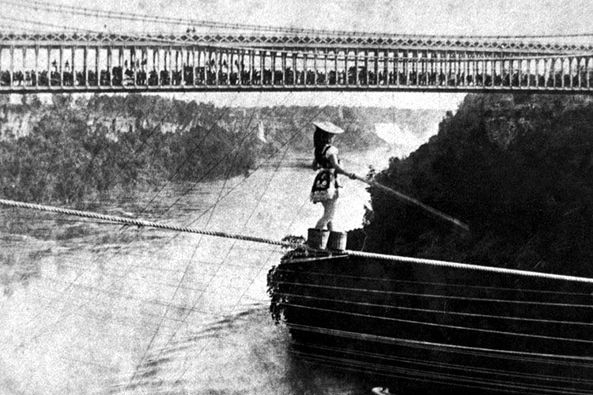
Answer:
xmin=363 ymin=94 xmax=593 ymax=277
xmin=2 ymin=94 xmax=440 ymax=204
xmin=0 ymin=96 xmax=259 ymax=203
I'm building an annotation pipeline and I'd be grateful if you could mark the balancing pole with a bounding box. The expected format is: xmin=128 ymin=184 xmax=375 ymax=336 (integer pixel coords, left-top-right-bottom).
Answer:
xmin=352 ymin=174 xmax=470 ymax=233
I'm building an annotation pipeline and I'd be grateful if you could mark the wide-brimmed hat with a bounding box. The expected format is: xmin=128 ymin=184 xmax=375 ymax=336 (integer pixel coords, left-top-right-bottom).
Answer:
xmin=313 ymin=121 xmax=344 ymax=134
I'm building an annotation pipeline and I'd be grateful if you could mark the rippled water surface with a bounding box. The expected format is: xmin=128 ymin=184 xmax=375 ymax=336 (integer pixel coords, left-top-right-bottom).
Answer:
xmin=0 ymin=150 xmax=394 ymax=394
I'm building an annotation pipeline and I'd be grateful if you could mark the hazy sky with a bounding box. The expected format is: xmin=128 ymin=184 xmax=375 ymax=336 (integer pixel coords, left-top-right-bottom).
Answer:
xmin=4 ymin=0 xmax=591 ymax=109
xmin=11 ymin=0 xmax=589 ymax=37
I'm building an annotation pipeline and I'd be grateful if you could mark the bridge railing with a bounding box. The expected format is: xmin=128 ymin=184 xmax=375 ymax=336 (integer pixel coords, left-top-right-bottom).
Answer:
xmin=0 ymin=44 xmax=592 ymax=92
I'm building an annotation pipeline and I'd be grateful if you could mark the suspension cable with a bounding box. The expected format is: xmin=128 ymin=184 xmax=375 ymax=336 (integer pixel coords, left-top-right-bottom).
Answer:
xmin=134 ymin=97 xmax=239 ymax=216
xmin=0 ymin=14 xmax=180 ymax=45
xmin=277 ymin=281 xmax=593 ymax=307
xmin=160 ymin=134 xmax=318 ymax=375
xmin=286 ymin=323 xmax=593 ymax=363
xmin=43 ymin=275 xmax=225 ymax=318
xmin=274 ymin=268 xmax=593 ymax=297
xmin=127 ymin=97 xmax=272 ymax=387
xmin=292 ymin=350 xmax=592 ymax=395
xmin=176 ymin=91 xmax=315 ymax=231
xmin=158 ymin=93 xmax=271 ymax=222
xmin=1 ymin=26 xmax=590 ymax=61
xmin=0 ymin=15 xmax=590 ymax=63
xmin=2 ymin=21 xmax=589 ymax=61
xmin=293 ymin=341 xmax=593 ymax=386
xmin=7 ymin=0 xmax=593 ymax=42
xmin=2 ymin=0 xmax=327 ymax=36
xmin=144 ymin=96 xmax=324 ymax=382
xmin=276 ymin=292 xmax=593 ymax=327
xmin=280 ymin=302 xmax=593 ymax=344
xmin=299 ymin=358 xmax=538 ymax=395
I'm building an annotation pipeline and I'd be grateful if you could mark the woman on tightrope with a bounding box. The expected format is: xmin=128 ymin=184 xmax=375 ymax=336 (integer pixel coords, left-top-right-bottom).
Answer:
xmin=310 ymin=121 xmax=356 ymax=237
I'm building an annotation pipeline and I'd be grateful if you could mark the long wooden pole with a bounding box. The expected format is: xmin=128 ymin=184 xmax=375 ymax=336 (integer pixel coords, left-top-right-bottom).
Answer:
xmin=352 ymin=174 xmax=470 ymax=232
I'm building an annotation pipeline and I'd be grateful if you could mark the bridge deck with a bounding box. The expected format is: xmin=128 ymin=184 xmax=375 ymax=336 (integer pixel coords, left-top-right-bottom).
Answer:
xmin=2 ymin=85 xmax=591 ymax=94
xmin=0 ymin=35 xmax=591 ymax=93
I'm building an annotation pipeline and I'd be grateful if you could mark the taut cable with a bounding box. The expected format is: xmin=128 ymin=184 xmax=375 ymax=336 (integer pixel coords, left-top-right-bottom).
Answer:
xmin=4 ymin=198 xmax=593 ymax=284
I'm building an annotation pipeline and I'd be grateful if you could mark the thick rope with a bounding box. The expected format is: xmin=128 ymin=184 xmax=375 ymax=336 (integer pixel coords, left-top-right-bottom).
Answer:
xmin=273 ymin=268 xmax=593 ymax=296
xmin=343 ymin=250 xmax=593 ymax=285
xmin=4 ymin=198 xmax=593 ymax=284
xmin=0 ymin=198 xmax=300 ymax=248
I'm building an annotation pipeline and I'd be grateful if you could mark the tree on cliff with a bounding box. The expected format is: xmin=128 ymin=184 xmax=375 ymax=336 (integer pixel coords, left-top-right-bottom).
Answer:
xmin=363 ymin=94 xmax=593 ymax=277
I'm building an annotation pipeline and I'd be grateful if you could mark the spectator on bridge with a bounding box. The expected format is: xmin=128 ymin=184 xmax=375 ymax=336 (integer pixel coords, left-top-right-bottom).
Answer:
xmin=310 ymin=121 xmax=356 ymax=235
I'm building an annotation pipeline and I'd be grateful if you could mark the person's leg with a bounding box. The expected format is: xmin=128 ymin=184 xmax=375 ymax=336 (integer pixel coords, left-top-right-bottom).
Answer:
xmin=326 ymin=198 xmax=337 ymax=231
xmin=316 ymin=198 xmax=337 ymax=231
xmin=315 ymin=201 xmax=329 ymax=229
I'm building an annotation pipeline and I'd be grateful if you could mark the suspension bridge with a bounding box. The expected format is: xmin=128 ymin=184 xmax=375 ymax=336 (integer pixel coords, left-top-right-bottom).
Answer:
xmin=0 ymin=1 xmax=591 ymax=93
xmin=0 ymin=31 xmax=592 ymax=93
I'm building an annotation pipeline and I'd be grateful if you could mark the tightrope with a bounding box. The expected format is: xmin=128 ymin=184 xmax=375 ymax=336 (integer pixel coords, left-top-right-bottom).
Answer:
xmin=0 ymin=198 xmax=302 ymax=249
xmin=3 ymin=198 xmax=593 ymax=284
xmin=344 ymin=250 xmax=593 ymax=285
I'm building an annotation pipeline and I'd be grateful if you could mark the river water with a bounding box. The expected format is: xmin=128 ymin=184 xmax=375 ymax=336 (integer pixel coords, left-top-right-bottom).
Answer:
xmin=0 ymin=147 xmax=404 ymax=395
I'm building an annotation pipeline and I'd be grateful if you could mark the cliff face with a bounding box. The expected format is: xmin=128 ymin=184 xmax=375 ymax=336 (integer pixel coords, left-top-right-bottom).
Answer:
xmin=0 ymin=103 xmax=173 ymax=140
xmin=0 ymin=95 xmax=444 ymax=151
xmin=364 ymin=94 xmax=593 ymax=277
xmin=0 ymin=94 xmax=447 ymax=204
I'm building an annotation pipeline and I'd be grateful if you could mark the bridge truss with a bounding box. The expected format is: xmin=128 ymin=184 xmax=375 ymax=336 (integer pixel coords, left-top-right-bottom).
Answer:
xmin=0 ymin=32 xmax=592 ymax=93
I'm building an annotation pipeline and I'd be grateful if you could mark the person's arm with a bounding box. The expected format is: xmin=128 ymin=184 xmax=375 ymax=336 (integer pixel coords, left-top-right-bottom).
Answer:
xmin=328 ymin=153 xmax=356 ymax=179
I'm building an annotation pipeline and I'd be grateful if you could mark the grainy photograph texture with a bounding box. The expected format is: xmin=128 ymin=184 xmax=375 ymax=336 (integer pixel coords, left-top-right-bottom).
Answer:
xmin=1 ymin=1 xmax=593 ymax=394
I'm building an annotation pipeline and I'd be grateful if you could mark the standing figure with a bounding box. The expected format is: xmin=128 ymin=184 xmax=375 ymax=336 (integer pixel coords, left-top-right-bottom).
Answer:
xmin=310 ymin=121 xmax=356 ymax=232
